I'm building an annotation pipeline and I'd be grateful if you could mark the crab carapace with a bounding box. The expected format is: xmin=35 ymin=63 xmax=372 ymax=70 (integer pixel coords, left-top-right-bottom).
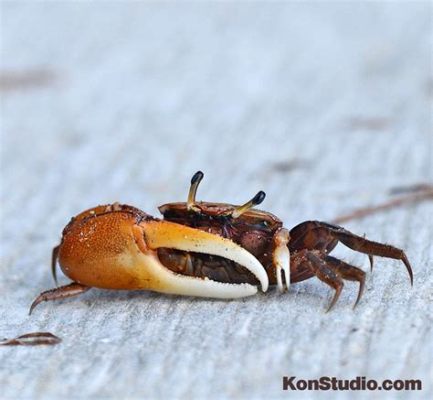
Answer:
xmin=30 ymin=171 xmax=413 ymax=314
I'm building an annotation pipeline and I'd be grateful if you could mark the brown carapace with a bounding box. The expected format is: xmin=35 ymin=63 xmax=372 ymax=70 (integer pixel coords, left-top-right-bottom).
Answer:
xmin=30 ymin=171 xmax=413 ymax=314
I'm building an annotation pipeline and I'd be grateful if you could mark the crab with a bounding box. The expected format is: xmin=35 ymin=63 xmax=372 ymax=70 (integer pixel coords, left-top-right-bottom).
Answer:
xmin=30 ymin=171 xmax=413 ymax=314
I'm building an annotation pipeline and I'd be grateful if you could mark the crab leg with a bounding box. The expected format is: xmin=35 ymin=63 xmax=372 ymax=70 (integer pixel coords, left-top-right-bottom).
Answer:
xmin=304 ymin=252 xmax=344 ymax=312
xmin=324 ymin=255 xmax=366 ymax=308
xmin=290 ymin=220 xmax=413 ymax=285
xmin=29 ymin=282 xmax=90 ymax=315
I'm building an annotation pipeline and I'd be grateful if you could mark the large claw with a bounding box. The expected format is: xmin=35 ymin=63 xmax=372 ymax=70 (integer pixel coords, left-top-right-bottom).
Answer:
xmin=135 ymin=220 xmax=269 ymax=298
xmin=56 ymin=208 xmax=268 ymax=300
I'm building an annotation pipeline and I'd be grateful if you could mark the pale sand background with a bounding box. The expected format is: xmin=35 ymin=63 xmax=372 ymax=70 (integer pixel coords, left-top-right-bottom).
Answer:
xmin=1 ymin=2 xmax=432 ymax=399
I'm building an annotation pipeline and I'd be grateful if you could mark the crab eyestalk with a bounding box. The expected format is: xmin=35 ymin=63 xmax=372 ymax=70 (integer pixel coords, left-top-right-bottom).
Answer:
xmin=187 ymin=171 xmax=204 ymax=211
xmin=232 ymin=191 xmax=266 ymax=218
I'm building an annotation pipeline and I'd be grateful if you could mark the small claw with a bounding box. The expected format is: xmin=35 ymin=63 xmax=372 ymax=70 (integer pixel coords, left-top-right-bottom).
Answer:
xmin=140 ymin=220 xmax=269 ymax=292
xmin=273 ymin=228 xmax=291 ymax=292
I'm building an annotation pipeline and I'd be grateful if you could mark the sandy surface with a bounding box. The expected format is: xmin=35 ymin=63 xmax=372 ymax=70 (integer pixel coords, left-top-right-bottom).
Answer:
xmin=1 ymin=2 xmax=432 ymax=399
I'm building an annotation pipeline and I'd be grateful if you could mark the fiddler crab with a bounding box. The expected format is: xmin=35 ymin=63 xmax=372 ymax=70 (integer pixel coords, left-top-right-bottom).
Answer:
xmin=30 ymin=171 xmax=413 ymax=314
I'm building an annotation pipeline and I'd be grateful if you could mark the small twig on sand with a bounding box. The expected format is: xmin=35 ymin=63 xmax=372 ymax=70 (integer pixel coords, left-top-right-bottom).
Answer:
xmin=332 ymin=188 xmax=433 ymax=225
xmin=389 ymin=183 xmax=433 ymax=195
xmin=0 ymin=332 xmax=61 ymax=346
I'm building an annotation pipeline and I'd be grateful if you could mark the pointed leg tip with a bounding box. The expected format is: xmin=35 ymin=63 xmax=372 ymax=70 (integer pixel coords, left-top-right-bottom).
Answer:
xmin=325 ymin=302 xmax=335 ymax=313
xmin=28 ymin=299 xmax=40 ymax=316
xmin=403 ymin=256 xmax=414 ymax=287
xmin=352 ymin=297 xmax=361 ymax=310
xmin=408 ymin=266 xmax=414 ymax=287
xmin=325 ymin=293 xmax=339 ymax=313
xmin=353 ymin=280 xmax=365 ymax=310
xmin=29 ymin=293 xmax=46 ymax=315
xmin=368 ymin=255 xmax=374 ymax=272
